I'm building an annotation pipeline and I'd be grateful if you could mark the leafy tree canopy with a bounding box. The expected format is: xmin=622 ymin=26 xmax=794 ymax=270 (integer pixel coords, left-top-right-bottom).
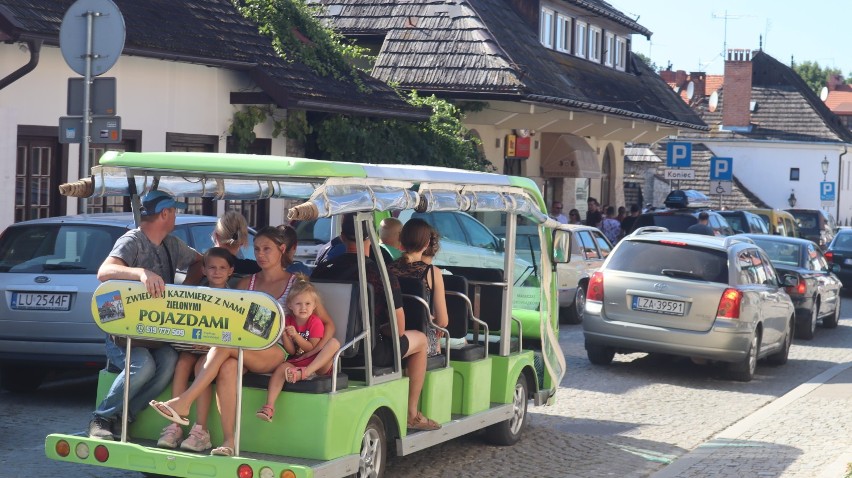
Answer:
xmin=792 ymin=60 xmax=844 ymax=95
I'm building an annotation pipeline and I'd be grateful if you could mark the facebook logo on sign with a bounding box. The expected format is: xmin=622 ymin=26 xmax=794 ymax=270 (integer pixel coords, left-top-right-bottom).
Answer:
xmin=666 ymin=142 xmax=692 ymax=167
xmin=192 ymin=328 xmax=202 ymax=339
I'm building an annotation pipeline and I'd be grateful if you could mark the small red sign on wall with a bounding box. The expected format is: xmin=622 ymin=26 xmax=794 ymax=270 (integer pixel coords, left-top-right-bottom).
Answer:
xmin=515 ymin=136 xmax=531 ymax=158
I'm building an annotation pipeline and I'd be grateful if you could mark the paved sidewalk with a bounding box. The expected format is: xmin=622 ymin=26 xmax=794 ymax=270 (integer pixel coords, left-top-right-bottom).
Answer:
xmin=652 ymin=361 xmax=852 ymax=478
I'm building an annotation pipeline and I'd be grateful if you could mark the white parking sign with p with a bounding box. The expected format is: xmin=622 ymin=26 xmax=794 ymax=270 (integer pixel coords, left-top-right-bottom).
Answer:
xmin=666 ymin=142 xmax=692 ymax=167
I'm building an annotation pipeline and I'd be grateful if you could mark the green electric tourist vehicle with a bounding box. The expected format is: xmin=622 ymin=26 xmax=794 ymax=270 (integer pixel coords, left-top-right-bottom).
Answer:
xmin=45 ymin=151 xmax=568 ymax=478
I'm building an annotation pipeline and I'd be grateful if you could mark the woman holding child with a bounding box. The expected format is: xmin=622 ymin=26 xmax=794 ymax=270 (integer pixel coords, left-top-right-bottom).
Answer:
xmin=150 ymin=226 xmax=338 ymax=456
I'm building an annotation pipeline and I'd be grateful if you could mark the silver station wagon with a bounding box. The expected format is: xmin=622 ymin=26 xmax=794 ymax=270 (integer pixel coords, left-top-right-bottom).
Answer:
xmin=0 ymin=213 xmax=252 ymax=392
xmin=582 ymin=229 xmax=797 ymax=382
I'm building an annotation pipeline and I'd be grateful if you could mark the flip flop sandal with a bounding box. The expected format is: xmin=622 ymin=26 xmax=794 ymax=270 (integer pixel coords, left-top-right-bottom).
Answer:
xmin=255 ymin=405 xmax=274 ymax=422
xmin=407 ymin=413 xmax=441 ymax=431
xmin=149 ymin=400 xmax=190 ymax=426
xmin=210 ymin=446 xmax=234 ymax=457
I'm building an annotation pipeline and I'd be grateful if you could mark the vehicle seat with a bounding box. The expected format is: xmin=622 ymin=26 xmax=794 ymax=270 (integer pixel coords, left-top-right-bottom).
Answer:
xmin=442 ymin=274 xmax=486 ymax=361
xmin=398 ymin=277 xmax=447 ymax=370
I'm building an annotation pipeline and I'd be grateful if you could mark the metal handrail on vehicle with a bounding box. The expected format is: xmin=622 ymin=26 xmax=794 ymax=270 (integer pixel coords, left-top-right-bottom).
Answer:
xmin=629 ymin=226 xmax=669 ymax=236
xmin=444 ymin=290 xmax=490 ymax=358
xmin=403 ymin=294 xmax=451 ymax=366
xmin=330 ymin=331 xmax=368 ymax=392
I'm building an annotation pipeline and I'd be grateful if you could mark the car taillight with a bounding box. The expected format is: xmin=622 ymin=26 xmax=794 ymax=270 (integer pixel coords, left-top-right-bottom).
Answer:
xmin=825 ymin=251 xmax=834 ymax=263
xmin=587 ymin=272 xmax=604 ymax=301
xmin=716 ymin=288 xmax=742 ymax=319
xmin=787 ymin=279 xmax=807 ymax=296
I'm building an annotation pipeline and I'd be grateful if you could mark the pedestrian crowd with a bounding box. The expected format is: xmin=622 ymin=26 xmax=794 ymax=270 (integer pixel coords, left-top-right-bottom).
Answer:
xmin=549 ymin=197 xmax=642 ymax=243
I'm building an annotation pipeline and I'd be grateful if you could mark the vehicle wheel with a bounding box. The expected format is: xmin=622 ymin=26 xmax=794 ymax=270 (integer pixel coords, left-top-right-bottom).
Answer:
xmin=797 ymin=302 xmax=818 ymax=340
xmin=485 ymin=374 xmax=529 ymax=446
xmin=767 ymin=318 xmax=793 ymax=365
xmin=560 ymin=287 xmax=586 ymax=325
xmin=0 ymin=365 xmax=47 ymax=392
xmin=727 ymin=332 xmax=760 ymax=382
xmin=823 ymin=299 xmax=841 ymax=329
xmin=354 ymin=414 xmax=386 ymax=478
xmin=586 ymin=342 xmax=615 ymax=365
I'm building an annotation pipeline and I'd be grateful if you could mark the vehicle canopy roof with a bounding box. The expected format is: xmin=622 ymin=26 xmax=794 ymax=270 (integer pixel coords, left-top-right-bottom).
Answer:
xmin=63 ymin=151 xmax=559 ymax=226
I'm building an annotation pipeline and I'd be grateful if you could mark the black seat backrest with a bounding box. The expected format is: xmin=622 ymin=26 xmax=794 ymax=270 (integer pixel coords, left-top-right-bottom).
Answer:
xmin=442 ymin=274 xmax=470 ymax=339
xmin=312 ymin=281 xmax=369 ymax=357
xmin=443 ymin=267 xmax=505 ymax=332
xmin=397 ymin=277 xmax=429 ymax=333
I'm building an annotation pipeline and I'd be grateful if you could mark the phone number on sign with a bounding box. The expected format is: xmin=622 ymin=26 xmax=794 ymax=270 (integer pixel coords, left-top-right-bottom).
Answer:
xmin=136 ymin=324 xmax=186 ymax=337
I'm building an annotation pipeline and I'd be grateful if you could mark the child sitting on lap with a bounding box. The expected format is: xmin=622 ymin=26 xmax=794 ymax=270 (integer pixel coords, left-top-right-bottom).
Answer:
xmin=157 ymin=247 xmax=234 ymax=451
xmin=256 ymin=274 xmax=330 ymax=422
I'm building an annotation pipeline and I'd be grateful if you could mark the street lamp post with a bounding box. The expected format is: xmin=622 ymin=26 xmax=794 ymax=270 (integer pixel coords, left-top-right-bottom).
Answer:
xmin=822 ymin=156 xmax=830 ymax=181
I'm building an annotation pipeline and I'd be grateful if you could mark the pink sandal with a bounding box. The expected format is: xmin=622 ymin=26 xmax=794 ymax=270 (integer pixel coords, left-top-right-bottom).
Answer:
xmin=255 ymin=405 xmax=274 ymax=422
xmin=285 ymin=366 xmax=313 ymax=383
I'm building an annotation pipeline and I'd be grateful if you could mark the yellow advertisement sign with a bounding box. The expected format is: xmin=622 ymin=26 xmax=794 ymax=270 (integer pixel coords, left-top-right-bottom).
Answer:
xmin=91 ymin=280 xmax=283 ymax=350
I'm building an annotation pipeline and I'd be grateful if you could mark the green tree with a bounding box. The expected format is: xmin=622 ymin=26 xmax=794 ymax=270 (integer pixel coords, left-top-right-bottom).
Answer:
xmin=234 ymin=0 xmax=491 ymax=171
xmin=793 ymin=60 xmax=843 ymax=95
xmin=635 ymin=52 xmax=658 ymax=72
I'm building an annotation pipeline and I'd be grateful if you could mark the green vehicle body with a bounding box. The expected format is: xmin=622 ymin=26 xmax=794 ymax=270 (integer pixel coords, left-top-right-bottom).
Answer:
xmin=44 ymin=151 xmax=566 ymax=478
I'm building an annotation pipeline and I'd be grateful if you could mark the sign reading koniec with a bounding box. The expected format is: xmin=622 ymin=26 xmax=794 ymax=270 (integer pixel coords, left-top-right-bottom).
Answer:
xmin=91 ymin=280 xmax=284 ymax=350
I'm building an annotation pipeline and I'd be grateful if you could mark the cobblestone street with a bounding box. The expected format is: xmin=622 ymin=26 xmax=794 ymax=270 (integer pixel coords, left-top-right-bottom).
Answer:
xmin=3 ymin=298 xmax=851 ymax=478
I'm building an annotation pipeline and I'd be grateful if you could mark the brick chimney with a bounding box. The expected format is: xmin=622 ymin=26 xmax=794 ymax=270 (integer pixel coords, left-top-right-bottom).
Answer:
xmin=828 ymin=73 xmax=845 ymax=91
xmin=722 ymin=49 xmax=753 ymax=127
xmin=659 ymin=69 xmax=676 ymax=83
xmin=689 ymin=72 xmax=706 ymax=100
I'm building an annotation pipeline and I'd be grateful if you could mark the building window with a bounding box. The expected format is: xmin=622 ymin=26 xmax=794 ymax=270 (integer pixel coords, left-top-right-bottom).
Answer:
xmin=87 ymin=131 xmax=141 ymax=214
xmin=616 ymin=37 xmax=628 ymax=70
xmin=844 ymin=115 xmax=852 ymax=130
xmin=555 ymin=14 xmax=571 ymax=53
xmin=588 ymin=26 xmax=602 ymax=62
xmin=575 ymin=21 xmax=587 ymax=58
xmin=540 ymin=8 xmax=554 ymax=48
xmin=604 ymin=33 xmax=615 ymax=67
xmin=790 ymin=168 xmax=800 ymax=181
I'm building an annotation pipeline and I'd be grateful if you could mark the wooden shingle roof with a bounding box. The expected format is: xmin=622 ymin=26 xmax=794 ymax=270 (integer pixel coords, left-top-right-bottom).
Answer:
xmin=690 ymin=51 xmax=852 ymax=143
xmin=0 ymin=0 xmax=425 ymax=119
xmin=315 ymin=0 xmax=706 ymax=131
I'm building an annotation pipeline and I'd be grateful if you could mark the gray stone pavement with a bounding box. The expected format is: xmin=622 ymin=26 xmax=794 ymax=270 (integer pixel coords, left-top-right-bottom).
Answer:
xmin=651 ymin=361 xmax=852 ymax=478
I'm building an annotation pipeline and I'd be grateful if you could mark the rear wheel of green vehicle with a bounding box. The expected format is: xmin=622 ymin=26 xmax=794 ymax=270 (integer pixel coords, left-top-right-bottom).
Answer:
xmin=352 ymin=414 xmax=386 ymax=478
xmin=485 ymin=375 xmax=528 ymax=446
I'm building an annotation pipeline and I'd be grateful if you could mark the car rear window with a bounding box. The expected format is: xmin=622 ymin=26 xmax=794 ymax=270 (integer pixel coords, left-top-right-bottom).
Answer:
xmin=0 ymin=224 xmax=124 ymax=273
xmin=632 ymin=214 xmax=696 ymax=232
xmin=606 ymin=240 xmax=729 ymax=283
xmin=723 ymin=215 xmax=745 ymax=232
xmin=791 ymin=212 xmax=819 ymax=234
xmin=293 ymin=218 xmax=332 ymax=245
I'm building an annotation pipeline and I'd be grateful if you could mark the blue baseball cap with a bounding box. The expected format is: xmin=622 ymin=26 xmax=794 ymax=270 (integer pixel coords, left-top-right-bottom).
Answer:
xmin=140 ymin=190 xmax=187 ymax=216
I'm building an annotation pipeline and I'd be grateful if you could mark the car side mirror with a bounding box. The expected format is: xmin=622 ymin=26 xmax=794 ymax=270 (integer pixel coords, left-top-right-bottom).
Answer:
xmin=552 ymin=229 xmax=572 ymax=264
xmin=782 ymin=274 xmax=799 ymax=287
xmin=497 ymin=237 xmax=505 ymax=252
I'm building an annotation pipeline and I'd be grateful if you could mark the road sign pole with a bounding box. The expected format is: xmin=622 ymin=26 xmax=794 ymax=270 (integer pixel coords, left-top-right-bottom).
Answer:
xmin=78 ymin=10 xmax=97 ymax=214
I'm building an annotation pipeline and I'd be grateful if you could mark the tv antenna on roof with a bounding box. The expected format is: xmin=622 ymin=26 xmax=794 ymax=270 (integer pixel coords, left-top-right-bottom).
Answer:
xmin=712 ymin=10 xmax=755 ymax=58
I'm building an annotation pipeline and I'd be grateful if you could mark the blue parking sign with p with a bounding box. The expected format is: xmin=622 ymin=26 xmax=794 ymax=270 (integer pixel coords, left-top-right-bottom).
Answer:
xmin=710 ymin=157 xmax=733 ymax=181
xmin=821 ymin=181 xmax=836 ymax=201
xmin=666 ymin=142 xmax=692 ymax=167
